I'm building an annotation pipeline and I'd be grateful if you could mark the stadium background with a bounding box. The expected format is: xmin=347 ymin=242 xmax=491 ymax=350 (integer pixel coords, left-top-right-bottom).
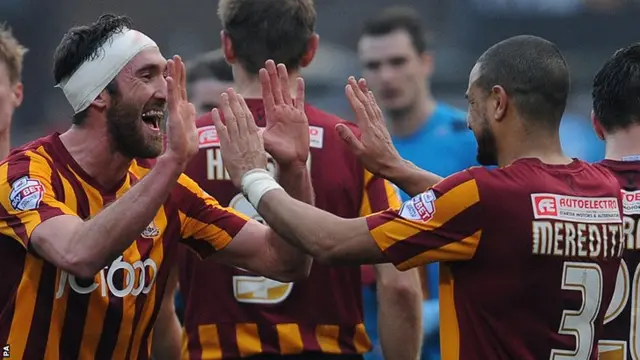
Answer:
xmin=3 ymin=0 xmax=638 ymax=150
xmin=2 ymin=0 xmax=638 ymax=359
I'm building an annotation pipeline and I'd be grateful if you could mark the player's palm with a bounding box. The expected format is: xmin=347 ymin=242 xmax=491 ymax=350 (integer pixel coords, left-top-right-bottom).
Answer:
xmin=164 ymin=55 xmax=197 ymax=167
xmin=336 ymin=77 xmax=402 ymax=176
xmin=260 ymin=61 xmax=309 ymax=168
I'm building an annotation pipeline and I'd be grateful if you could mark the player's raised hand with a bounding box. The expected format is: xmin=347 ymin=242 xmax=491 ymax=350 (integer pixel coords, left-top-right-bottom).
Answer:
xmin=211 ymin=89 xmax=268 ymax=188
xmin=163 ymin=55 xmax=197 ymax=169
xmin=336 ymin=77 xmax=403 ymax=177
xmin=260 ymin=60 xmax=310 ymax=168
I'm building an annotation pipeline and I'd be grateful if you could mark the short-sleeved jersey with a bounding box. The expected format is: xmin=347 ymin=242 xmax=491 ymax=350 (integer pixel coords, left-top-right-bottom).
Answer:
xmin=178 ymin=100 xmax=400 ymax=359
xmin=366 ymin=158 xmax=624 ymax=360
xmin=596 ymin=159 xmax=640 ymax=360
xmin=0 ymin=133 xmax=248 ymax=360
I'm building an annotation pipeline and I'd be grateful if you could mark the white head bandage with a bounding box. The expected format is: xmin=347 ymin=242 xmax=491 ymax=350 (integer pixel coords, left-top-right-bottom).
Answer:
xmin=55 ymin=28 xmax=158 ymax=114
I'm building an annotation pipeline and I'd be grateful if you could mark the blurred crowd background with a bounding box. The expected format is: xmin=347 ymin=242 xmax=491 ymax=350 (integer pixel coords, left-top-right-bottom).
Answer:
xmin=3 ymin=0 xmax=639 ymax=359
xmin=5 ymin=0 xmax=640 ymax=160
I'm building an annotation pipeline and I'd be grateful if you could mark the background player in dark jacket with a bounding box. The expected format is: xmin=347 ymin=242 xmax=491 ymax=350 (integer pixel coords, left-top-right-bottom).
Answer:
xmin=591 ymin=43 xmax=640 ymax=360
xmin=214 ymin=35 xmax=626 ymax=360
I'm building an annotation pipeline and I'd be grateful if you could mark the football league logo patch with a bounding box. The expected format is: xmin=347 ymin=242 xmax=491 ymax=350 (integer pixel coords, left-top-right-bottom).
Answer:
xmin=9 ymin=176 xmax=45 ymax=211
xmin=398 ymin=190 xmax=436 ymax=222
xmin=141 ymin=221 xmax=160 ymax=238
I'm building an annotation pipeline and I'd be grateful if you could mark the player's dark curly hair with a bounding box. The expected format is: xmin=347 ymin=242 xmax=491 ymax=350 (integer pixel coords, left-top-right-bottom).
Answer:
xmin=53 ymin=14 xmax=131 ymax=125
xmin=475 ymin=35 xmax=570 ymax=129
xmin=592 ymin=43 xmax=640 ymax=133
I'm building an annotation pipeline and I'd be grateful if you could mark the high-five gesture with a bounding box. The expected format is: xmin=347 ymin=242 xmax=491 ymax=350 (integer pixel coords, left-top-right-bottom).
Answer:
xmin=163 ymin=55 xmax=197 ymax=168
xmin=260 ymin=60 xmax=309 ymax=168
xmin=211 ymin=89 xmax=268 ymax=188
xmin=335 ymin=77 xmax=403 ymax=177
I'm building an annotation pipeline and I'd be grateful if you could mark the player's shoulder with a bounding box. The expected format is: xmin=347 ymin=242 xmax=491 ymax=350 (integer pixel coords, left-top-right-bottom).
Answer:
xmin=165 ymin=172 xmax=216 ymax=208
xmin=3 ymin=134 xmax=59 ymax=177
xmin=594 ymin=158 xmax=640 ymax=175
xmin=440 ymin=163 xmax=531 ymax=194
xmin=302 ymin=105 xmax=362 ymax=153
xmin=432 ymin=167 xmax=482 ymax=195
xmin=591 ymin=160 xmax=621 ymax=178
xmin=304 ymin=104 xmax=354 ymax=132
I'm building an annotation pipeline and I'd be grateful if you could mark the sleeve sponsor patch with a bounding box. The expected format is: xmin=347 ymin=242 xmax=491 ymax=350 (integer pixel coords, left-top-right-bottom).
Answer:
xmin=398 ymin=190 xmax=436 ymax=222
xmin=622 ymin=190 xmax=640 ymax=215
xmin=9 ymin=176 xmax=45 ymax=211
xmin=531 ymin=193 xmax=621 ymax=223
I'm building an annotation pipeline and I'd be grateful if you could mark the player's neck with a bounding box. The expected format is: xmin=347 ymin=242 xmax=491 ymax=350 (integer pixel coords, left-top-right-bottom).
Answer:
xmin=234 ymin=68 xmax=302 ymax=100
xmin=498 ymin=131 xmax=570 ymax=167
xmin=59 ymin=127 xmax=132 ymax=189
xmin=388 ymin=93 xmax=436 ymax=138
xmin=604 ymin=126 xmax=640 ymax=161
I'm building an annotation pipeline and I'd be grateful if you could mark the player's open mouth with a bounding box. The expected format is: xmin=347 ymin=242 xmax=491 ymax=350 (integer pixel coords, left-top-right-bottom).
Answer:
xmin=141 ymin=110 xmax=163 ymax=131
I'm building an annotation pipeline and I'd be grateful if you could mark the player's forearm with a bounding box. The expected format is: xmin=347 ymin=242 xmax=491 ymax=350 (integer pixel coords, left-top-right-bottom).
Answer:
xmin=68 ymin=157 xmax=183 ymax=277
xmin=376 ymin=265 xmax=423 ymax=360
xmin=382 ymin=159 xmax=442 ymax=198
xmin=277 ymin=163 xmax=315 ymax=205
xmin=257 ymin=190 xmax=381 ymax=264
xmin=151 ymin=303 xmax=182 ymax=360
xmin=264 ymin=164 xmax=315 ymax=278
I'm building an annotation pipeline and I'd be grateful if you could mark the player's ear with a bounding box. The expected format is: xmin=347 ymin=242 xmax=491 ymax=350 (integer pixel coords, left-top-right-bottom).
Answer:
xmin=11 ymin=82 xmax=23 ymax=108
xmin=491 ymin=85 xmax=507 ymax=122
xmin=91 ymin=89 xmax=110 ymax=111
xmin=591 ymin=110 xmax=606 ymax=141
xmin=419 ymin=51 xmax=434 ymax=78
xmin=221 ymin=30 xmax=236 ymax=65
xmin=300 ymin=33 xmax=319 ymax=68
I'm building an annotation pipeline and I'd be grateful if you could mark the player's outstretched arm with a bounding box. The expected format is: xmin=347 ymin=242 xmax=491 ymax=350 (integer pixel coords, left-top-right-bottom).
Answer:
xmin=335 ymin=78 xmax=443 ymax=198
xmin=252 ymin=168 xmax=483 ymax=266
xmin=30 ymin=56 xmax=198 ymax=278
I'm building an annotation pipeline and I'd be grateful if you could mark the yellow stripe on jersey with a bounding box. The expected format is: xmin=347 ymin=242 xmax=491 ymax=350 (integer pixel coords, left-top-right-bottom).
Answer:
xmin=440 ymin=264 xmax=460 ymax=360
xmin=276 ymin=323 xmax=304 ymax=355
xmin=198 ymin=324 xmax=222 ymax=360
xmin=7 ymin=256 xmax=44 ymax=359
xmin=236 ymin=323 xmax=262 ymax=357
xmin=370 ymin=179 xmax=480 ymax=252
xmin=359 ymin=170 xmax=401 ymax=217
xmin=315 ymin=325 xmax=341 ymax=354
xmin=397 ymin=230 xmax=482 ymax=271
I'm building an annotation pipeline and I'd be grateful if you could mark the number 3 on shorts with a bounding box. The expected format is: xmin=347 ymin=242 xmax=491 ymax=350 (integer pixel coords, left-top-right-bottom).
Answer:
xmin=550 ymin=262 xmax=603 ymax=360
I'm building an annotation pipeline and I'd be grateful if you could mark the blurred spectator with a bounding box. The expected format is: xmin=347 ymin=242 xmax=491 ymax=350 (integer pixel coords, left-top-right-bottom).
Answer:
xmin=357 ymin=6 xmax=477 ymax=360
xmin=0 ymin=23 xmax=26 ymax=159
xmin=186 ymin=49 xmax=234 ymax=115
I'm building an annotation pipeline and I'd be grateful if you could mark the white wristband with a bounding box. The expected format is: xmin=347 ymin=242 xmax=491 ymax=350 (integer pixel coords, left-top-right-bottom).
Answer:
xmin=240 ymin=169 xmax=283 ymax=209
